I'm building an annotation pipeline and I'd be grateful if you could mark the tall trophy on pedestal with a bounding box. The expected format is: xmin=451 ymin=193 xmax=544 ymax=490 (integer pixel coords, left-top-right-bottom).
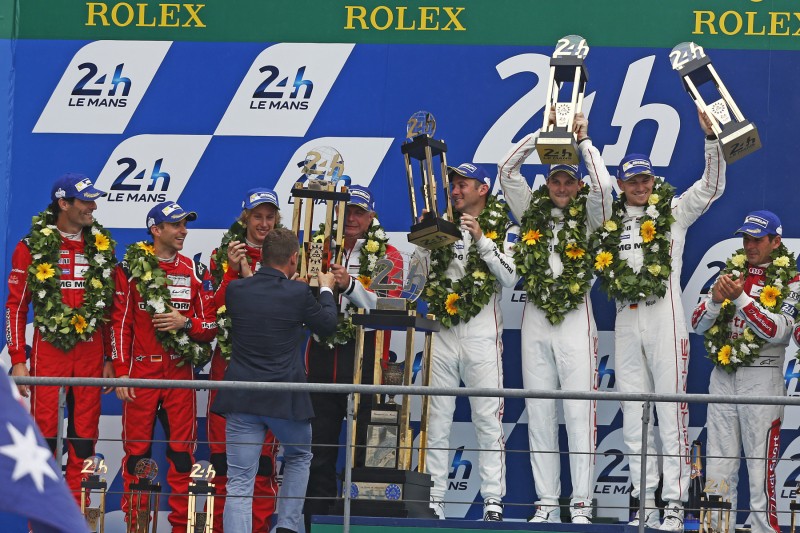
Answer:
xmin=128 ymin=458 xmax=161 ymax=533
xmin=187 ymin=461 xmax=216 ymax=533
xmin=670 ymin=41 xmax=761 ymax=163
xmin=81 ymin=455 xmax=108 ymax=532
xmin=536 ymin=35 xmax=590 ymax=164
xmin=402 ymin=111 xmax=461 ymax=250
xmin=291 ymin=146 xmax=350 ymax=286
xmin=344 ymin=253 xmax=439 ymax=518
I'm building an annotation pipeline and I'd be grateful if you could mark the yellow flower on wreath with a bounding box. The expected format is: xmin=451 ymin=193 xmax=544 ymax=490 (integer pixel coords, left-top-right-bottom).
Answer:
xmin=640 ymin=220 xmax=656 ymax=243
xmin=717 ymin=345 xmax=732 ymax=365
xmin=647 ymin=194 xmax=660 ymax=205
xmin=522 ymin=229 xmax=542 ymax=245
xmin=94 ymin=233 xmax=110 ymax=251
xmin=759 ymin=285 xmax=780 ymax=308
xmin=742 ymin=328 xmax=755 ymax=342
xmin=603 ymin=220 xmax=617 ymax=232
xmin=35 ymin=263 xmax=56 ymax=281
xmin=569 ymin=206 xmax=579 ymax=217
xmin=364 ymin=240 xmax=379 ymax=253
xmin=569 ymin=282 xmax=581 ymax=294
xmin=217 ymin=305 xmax=227 ymax=315
xmin=90 ymin=278 xmax=103 ymax=289
xmin=565 ymin=243 xmax=585 ymax=260
xmin=472 ymin=271 xmax=487 ymax=280
xmin=730 ymin=254 xmax=746 ymax=268
xmin=594 ymin=251 xmax=613 ymax=271
xmin=137 ymin=242 xmax=155 ymax=255
xmin=774 ymin=256 xmax=791 ymax=268
xmin=222 ymin=262 xmax=229 ymax=273
xmin=445 ymin=293 xmax=460 ymax=315
xmin=358 ymin=275 xmax=372 ymax=288
xmin=71 ymin=314 xmax=88 ymax=334
xmin=484 ymin=230 xmax=498 ymax=240
xmin=647 ymin=264 xmax=662 ymax=276
xmin=721 ymin=298 xmax=731 ymax=308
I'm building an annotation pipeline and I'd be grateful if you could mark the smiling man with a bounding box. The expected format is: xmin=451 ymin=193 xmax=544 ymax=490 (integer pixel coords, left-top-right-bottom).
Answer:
xmin=5 ymin=173 xmax=115 ymax=502
xmin=111 ymin=200 xmax=218 ymax=532
xmin=692 ymin=211 xmax=800 ymax=533
xmin=417 ymin=163 xmax=519 ymax=521
xmin=207 ymin=188 xmax=282 ymax=532
xmin=498 ymin=113 xmax=613 ymax=524
xmin=592 ymin=109 xmax=726 ymax=531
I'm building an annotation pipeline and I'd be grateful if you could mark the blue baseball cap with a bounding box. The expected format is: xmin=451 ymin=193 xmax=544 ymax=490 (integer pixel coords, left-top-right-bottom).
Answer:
xmin=447 ymin=163 xmax=492 ymax=188
xmin=548 ymin=164 xmax=580 ymax=180
xmin=242 ymin=188 xmax=280 ymax=210
xmin=146 ymin=201 xmax=197 ymax=229
xmin=347 ymin=185 xmax=375 ymax=212
xmin=51 ymin=173 xmax=106 ymax=202
xmin=734 ymin=210 xmax=782 ymax=237
xmin=617 ymin=154 xmax=654 ymax=181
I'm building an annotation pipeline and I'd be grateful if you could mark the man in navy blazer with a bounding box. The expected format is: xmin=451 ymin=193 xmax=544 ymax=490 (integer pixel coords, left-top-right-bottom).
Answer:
xmin=212 ymin=228 xmax=338 ymax=533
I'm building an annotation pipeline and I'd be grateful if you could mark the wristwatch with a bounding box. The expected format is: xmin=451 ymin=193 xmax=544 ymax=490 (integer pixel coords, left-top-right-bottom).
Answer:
xmin=183 ymin=317 xmax=193 ymax=331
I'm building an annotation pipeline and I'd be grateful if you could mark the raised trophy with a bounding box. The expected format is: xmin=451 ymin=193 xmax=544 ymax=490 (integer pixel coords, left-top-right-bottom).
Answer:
xmin=128 ymin=458 xmax=161 ymax=533
xmin=187 ymin=461 xmax=216 ymax=533
xmin=402 ymin=111 xmax=461 ymax=250
xmin=344 ymin=252 xmax=439 ymax=518
xmin=536 ymin=35 xmax=590 ymax=164
xmin=670 ymin=41 xmax=761 ymax=163
xmin=291 ymin=146 xmax=350 ymax=286
xmin=81 ymin=455 xmax=108 ymax=532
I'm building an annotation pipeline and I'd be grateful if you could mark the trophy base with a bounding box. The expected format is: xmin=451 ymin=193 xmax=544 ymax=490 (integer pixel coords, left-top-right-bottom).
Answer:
xmin=408 ymin=217 xmax=460 ymax=250
xmin=336 ymin=468 xmax=437 ymax=518
xmin=719 ymin=120 xmax=761 ymax=163
xmin=400 ymin=135 xmax=447 ymax=160
xmin=536 ymin=130 xmax=580 ymax=164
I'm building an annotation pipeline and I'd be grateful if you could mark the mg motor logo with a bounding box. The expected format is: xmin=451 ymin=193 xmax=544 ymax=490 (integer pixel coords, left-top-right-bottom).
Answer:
xmin=34 ymin=41 xmax=171 ymax=134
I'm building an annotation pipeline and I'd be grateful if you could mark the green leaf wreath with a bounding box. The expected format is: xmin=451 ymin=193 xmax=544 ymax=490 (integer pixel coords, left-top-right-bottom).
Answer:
xmin=26 ymin=209 xmax=116 ymax=351
xmin=425 ymin=195 xmax=509 ymax=328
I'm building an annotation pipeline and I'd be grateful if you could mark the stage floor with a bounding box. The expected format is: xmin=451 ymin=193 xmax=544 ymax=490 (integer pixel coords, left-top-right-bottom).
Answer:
xmin=312 ymin=515 xmax=663 ymax=533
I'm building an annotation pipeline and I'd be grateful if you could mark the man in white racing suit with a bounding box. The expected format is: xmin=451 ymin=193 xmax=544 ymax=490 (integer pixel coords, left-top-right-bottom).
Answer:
xmin=692 ymin=211 xmax=799 ymax=533
xmin=418 ymin=163 xmax=518 ymax=521
xmin=497 ymin=113 xmax=613 ymax=523
xmin=593 ymin=110 xmax=725 ymax=530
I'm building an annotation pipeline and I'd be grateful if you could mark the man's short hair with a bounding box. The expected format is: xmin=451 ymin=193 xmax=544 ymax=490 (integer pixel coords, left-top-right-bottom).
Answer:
xmin=48 ymin=197 xmax=74 ymax=218
xmin=262 ymin=227 xmax=299 ymax=267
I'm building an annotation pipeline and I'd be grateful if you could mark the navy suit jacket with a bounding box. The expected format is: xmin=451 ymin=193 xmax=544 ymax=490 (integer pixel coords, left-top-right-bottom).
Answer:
xmin=211 ymin=267 xmax=337 ymax=421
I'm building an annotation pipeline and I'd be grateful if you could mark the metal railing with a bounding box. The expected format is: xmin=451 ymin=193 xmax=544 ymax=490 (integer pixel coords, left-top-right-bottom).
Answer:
xmin=14 ymin=375 xmax=800 ymax=533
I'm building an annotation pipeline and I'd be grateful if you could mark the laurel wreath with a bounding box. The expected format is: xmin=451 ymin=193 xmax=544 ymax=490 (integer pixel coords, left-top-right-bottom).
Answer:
xmin=311 ymin=218 xmax=389 ymax=349
xmin=209 ymin=221 xmax=248 ymax=361
xmin=25 ymin=209 xmax=116 ymax=352
xmin=425 ymin=195 xmax=509 ymax=328
xmin=590 ymin=178 xmax=676 ymax=302
xmin=515 ymin=184 xmax=592 ymax=325
xmin=705 ymin=244 xmax=797 ymax=372
xmin=122 ymin=241 xmax=212 ymax=367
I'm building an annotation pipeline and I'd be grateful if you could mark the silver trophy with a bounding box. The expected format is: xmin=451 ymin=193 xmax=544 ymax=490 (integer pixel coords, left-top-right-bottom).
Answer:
xmin=536 ymin=35 xmax=590 ymax=164
xmin=670 ymin=42 xmax=761 ymax=163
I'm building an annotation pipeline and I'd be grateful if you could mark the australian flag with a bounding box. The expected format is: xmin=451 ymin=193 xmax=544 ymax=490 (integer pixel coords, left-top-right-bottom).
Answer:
xmin=0 ymin=372 xmax=89 ymax=532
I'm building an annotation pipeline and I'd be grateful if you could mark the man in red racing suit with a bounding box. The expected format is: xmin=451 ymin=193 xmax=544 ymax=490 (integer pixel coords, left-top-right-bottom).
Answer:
xmin=5 ymin=173 xmax=114 ymax=501
xmin=111 ymin=201 xmax=217 ymax=532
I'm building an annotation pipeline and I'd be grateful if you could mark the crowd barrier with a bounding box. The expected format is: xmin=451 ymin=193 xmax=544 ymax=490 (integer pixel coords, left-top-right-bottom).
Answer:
xmin=13 ymin=375 xmax=800 ymax=533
